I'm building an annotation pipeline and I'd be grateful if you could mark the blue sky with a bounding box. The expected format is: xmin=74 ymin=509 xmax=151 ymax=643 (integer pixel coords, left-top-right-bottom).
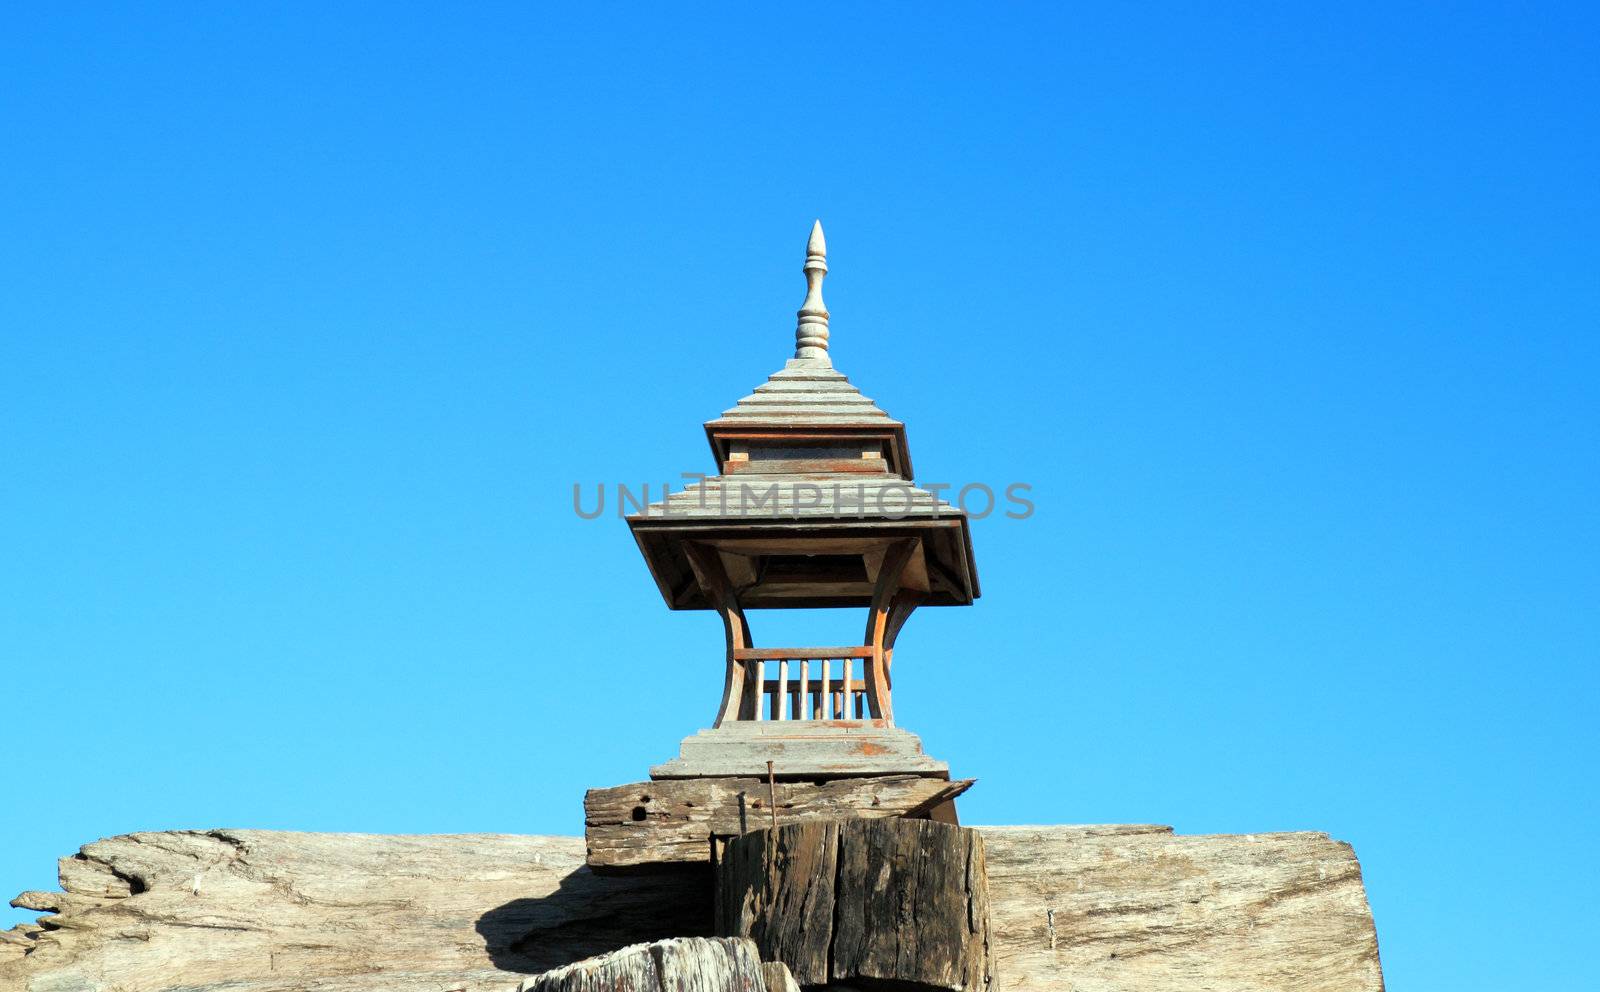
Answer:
xmin=2 ymin=3 xmax=1596 ymax=987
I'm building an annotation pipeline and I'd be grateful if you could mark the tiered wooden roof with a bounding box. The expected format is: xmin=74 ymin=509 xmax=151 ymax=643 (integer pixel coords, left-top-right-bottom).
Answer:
xmin=704 ymin=358 xmax=914 ymax=478
xmin=627 ymin=222 xmax=979 ymax=610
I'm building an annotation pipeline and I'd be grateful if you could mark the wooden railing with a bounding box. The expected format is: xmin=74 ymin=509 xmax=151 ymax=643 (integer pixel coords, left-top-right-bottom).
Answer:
xmin=732 ymin=647 xmax=875 ymax=721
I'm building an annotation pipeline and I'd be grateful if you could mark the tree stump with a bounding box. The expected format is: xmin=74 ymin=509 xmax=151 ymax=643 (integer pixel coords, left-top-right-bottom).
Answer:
xmin=716 ymin=818 xmax=992 ymax=992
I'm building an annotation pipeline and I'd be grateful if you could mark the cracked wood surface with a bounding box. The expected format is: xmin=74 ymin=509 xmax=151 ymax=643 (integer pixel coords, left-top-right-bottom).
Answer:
xmin=2 ymin=825 xmax=1383 ymax=992
xmin=585 ymin=775 xmax=972 ymax=869
xmin=514 ymin=937 xmax=769 ymax=992
xmin=717 ymin=819 xmax=991 ymax=991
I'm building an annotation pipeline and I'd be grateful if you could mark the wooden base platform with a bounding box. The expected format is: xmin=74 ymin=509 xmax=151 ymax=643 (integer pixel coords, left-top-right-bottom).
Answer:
xmin=649 ymin=720 xmax=949 ymax=780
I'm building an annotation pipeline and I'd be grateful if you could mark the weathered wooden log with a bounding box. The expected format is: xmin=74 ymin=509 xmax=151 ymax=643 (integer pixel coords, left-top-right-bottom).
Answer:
xmin=717 ymin=818 xmax=992 ymax=992
xmin=516 ymin=937 xmax=778 ymax=992
xmin=1 ymin=825 xmax=1385 ymax=992
xmin=717 ymin=821 xmax=840 ymax=985
xmin=586 ymin=775 xmax=973 ymax=869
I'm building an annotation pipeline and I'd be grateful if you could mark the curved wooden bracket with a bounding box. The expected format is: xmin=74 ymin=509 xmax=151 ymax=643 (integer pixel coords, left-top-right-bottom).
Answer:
xmin=685 ymin=542 xmax=756 ymax=728
xmin=862 ymin=538 xmax=918 ymax=724
xmin=882 ymin=589 xmax=924 ymax=690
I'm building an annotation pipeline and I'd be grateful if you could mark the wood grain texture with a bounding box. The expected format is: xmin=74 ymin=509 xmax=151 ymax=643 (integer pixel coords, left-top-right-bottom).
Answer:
xmin=514 ymin=937 xmax=765 ymax=992
xmin=983 ymin=825 xmax=1385 ymax=992
xmin=650 ymin=722 xmax=950 ymax=779
xmin=585 ymin=775 xmax=972 ymax=869
xmin=759 ymin=959 xmax=800 ymax=992
xmin=2 ymin=825 xmax=1383 ymax=992
xmin=833 ymin=819 xmax=990 ymax=992
xmin=716 ymin=821 xmax=840 ymax=986
xmin=717 ymin=818 xmax=991 ymax=991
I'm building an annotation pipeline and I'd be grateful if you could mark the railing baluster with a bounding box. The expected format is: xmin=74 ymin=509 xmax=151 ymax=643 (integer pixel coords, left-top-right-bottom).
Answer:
xmin=725 ymin=647 xmax=880 ymax=721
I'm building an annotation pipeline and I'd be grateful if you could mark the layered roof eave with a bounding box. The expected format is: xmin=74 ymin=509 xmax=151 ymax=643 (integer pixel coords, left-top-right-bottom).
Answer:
xmin=626 ymin=471 xmax=980 ymax=610
xmin=703 ymin=358 xmax=914 ymax=477
xmin=631 ymin=472 xmax=958 ymax=522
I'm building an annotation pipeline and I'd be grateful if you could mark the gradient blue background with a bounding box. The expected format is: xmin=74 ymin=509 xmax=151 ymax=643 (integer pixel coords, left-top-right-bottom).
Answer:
xmin=3 ymin=4 xmax=1596 ymax=987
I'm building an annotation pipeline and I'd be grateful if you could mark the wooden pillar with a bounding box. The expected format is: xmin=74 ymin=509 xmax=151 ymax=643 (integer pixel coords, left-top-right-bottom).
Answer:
xmin=882 ymin=588 xmax=924 ymax=688
xmin=685 ymin=542 xmax=756 ymax=728
xmin=716 ymin=817 xmax=992 ymax=992
xmin=862 ymin=539 xmax=917 ymax=723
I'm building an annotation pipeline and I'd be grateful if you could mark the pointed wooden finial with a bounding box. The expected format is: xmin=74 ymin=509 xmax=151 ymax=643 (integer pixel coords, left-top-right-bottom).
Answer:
xmin=795 ymin=220 xmax=830 ymax=364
